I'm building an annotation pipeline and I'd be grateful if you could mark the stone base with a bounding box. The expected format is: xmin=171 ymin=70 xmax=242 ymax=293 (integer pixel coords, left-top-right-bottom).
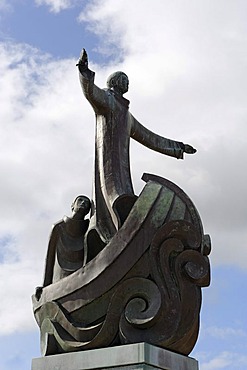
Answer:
xmin=32 ymin=342 xmax=198 ymax=370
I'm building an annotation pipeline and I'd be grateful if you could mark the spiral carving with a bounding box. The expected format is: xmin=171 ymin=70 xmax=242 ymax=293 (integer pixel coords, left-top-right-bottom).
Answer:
xmin=123 ymin=280 xmax=161 ymax=328
xmin=33 ymin=175 xmax=211 ymax=357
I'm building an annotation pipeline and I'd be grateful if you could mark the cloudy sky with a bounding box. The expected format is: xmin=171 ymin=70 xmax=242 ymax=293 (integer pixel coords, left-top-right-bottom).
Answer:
xmin=0 ymin=1 xmax=247 ymax=369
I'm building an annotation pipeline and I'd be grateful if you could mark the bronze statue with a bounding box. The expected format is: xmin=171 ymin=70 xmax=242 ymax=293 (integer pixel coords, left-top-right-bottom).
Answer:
xmin=76 ymin=49 xmax=196 ymax=261
xmin=32 ymin=49 xmax=211 ymax=358
xmin=41 ymin=195 xmax=91 ymax=288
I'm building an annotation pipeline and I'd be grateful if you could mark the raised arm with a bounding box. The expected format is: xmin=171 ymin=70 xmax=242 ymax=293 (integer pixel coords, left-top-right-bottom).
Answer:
xmin=76 ymin=49 xmax=109 ymax=113
xmin=129 ymin=114 xmax=196 ymax=159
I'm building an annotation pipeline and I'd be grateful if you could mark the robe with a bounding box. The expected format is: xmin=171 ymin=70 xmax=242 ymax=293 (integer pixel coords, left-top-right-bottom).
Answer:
xmin=79 ymin=69 xmax=185 ymax=259
xmin=43 ymin=217 xmax=89 ymax=286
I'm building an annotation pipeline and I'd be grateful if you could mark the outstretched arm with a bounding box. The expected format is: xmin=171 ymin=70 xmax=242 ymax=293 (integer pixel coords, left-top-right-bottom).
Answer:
xmin=76 ymin=49 xmax=108 ymax=112
xmin=130 ymin=114 xmax=196 ymax=159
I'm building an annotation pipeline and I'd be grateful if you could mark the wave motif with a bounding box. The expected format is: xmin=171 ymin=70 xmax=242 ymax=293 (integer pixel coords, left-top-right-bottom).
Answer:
xmin=33 ymin=174 xmax=211 ymax=356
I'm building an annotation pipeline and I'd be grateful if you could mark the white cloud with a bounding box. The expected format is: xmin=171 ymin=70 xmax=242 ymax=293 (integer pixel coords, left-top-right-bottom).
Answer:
xmin=78 ymin=0 xmax=247 ymax=270
xmin=0 ymin=261 xmax=38 ymax=335
xmin=0 ymin=0 xmax=10 ymax=11
xmin=35 ymin=0 xmax=75 ymax=13
xmin=204 ymin=326 xmax=246 ymax=340
xmin=0 ymin=40 xmax=95 ymax=335
xmin=2 ymin=0 xmax=247 ymax=338
xmin=200 ymin=351 xmax=247 ymax=370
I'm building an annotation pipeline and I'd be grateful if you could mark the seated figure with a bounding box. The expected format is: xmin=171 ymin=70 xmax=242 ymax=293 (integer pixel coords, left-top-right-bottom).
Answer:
xmin=42 ymin=195 xmax=91 ymax=287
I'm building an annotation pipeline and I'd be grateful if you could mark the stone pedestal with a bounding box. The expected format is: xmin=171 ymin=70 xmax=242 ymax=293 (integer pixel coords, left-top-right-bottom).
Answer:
xmin=32 ymin=342 xmax=198 ymax=370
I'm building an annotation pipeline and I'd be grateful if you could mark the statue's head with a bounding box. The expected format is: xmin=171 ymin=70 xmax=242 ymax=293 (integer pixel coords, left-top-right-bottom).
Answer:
xmin=71 ymin=195 xmax=91 ymax=217
xmin=107 ymin=71 xmax=129 ymax=95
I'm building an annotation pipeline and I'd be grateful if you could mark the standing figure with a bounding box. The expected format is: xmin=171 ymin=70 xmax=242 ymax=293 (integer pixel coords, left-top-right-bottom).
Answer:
xmin=77 ymin=49 xmax=196 ymax=258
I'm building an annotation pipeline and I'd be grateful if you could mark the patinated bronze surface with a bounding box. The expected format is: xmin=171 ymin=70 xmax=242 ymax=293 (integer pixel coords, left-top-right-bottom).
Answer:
xmin=40 ymin=196 xmax=91 ymax=289
xmin=32 ymin=49 xmax=210 ymax=357
xmin=76 ymin=49 xmax=196 ymax=261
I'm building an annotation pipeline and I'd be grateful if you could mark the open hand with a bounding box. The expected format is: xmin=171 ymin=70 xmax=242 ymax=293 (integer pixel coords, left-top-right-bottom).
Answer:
xmin=76 ymin=48 xmax=88 ymax=70
xmin=184 ymin=144 xmax=197 ymax=154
